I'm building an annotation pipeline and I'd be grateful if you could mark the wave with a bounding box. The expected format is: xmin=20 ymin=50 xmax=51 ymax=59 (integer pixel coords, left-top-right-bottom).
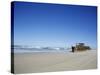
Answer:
xmin=12 ymin=45 xmax=71 ymax=53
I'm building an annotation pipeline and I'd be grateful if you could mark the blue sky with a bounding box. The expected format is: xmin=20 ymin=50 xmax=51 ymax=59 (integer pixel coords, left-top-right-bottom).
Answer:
xmin=13 ymin=2 xmax=97 ymax=48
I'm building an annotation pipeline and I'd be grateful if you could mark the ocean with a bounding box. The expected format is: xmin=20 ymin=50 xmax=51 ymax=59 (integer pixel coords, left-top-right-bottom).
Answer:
xmin=13 ymin=49 xmax=71 ymax=53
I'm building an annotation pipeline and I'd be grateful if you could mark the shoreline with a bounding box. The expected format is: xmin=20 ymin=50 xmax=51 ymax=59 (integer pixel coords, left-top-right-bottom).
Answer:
xmin=13 ymin=49 xmax=96 ymax=54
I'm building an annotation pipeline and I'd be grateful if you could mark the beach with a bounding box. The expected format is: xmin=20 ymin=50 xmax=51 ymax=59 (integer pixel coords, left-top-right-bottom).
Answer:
xmin=14 ymin=50 xmax=97 ymax=74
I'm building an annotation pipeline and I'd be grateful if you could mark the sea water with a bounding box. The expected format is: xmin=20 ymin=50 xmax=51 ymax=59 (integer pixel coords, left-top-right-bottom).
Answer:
xmin=13 ymin=48 xmax=71 ymax=53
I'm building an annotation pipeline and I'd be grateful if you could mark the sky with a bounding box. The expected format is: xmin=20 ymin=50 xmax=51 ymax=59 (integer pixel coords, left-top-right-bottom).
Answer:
xmin=13 ymin=1 xmax=97 ymax=48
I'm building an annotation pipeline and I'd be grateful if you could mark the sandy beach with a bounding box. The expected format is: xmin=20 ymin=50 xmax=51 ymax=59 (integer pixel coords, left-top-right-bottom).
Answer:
xmin=14 ymin=50 xmax=97 ymax=74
